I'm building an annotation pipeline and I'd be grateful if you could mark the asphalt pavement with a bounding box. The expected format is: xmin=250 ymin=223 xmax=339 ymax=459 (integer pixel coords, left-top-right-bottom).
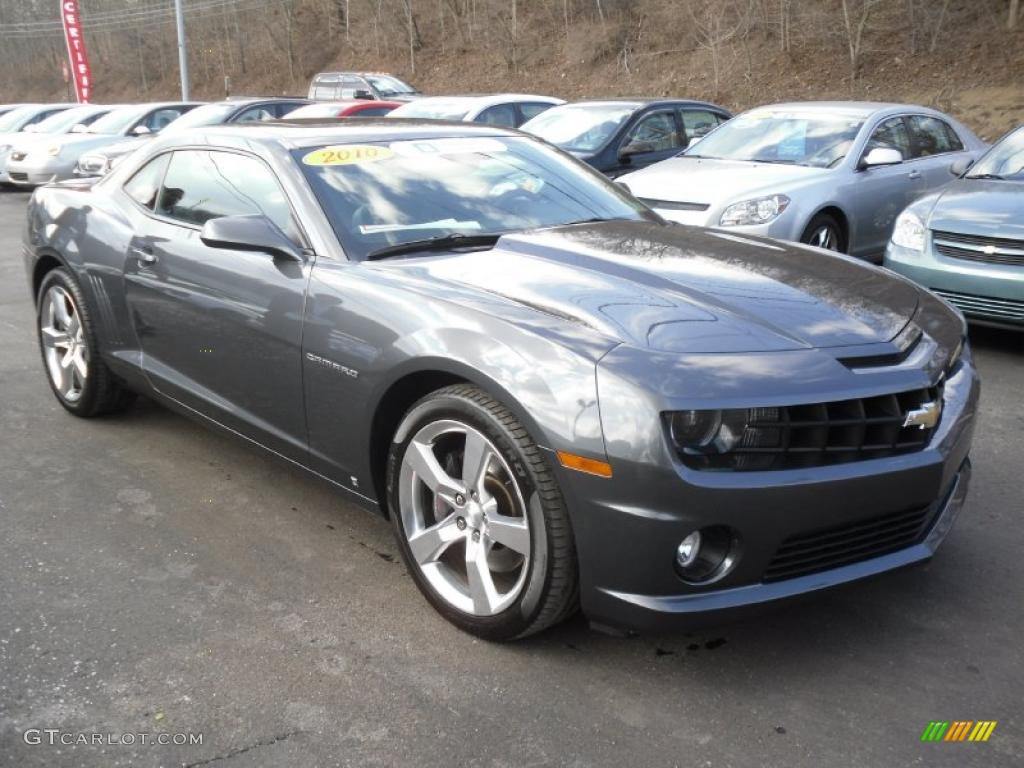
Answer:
xmin=0 ymin=188 xmax=1021 ymax=768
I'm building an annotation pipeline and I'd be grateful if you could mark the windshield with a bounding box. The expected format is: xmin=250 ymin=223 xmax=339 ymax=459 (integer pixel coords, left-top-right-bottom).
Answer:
xmin=685 ymin=110 xmax=865 ymax=168
xmin=0 ymin=106 xmax=43 ymax=133
xmin=31 ymin=107 xmax=103 ymax=134
xmin=389 ymin=100 xmax=471 ymax=120
xmin=86 ymin=106 xmax=146 ymax=135
xmin=163 ymin=102 xmax=237 ymax=131
xmin=367 ymin=75 xmax=417 ymax=96
xmin=520 ymin=104 xmax=636 ymax=153
xmin=295 ymin=136 xmax=650 ymax=260
xmin=967 ymin=126 xmax=1024 ymax=180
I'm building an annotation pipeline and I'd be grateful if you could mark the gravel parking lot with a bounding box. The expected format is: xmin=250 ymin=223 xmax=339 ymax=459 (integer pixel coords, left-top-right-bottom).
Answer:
xmin=0 ymin=187 xmax=1021 ymax=768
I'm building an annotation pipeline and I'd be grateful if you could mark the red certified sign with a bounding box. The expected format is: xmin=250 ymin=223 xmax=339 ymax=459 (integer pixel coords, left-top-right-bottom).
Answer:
xmin=60 ymin=0 xmax=93 ymax=102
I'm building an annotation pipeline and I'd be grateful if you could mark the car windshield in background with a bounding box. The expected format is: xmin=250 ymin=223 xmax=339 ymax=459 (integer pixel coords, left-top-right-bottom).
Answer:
xmin=521 ymin=104 xmax=636 ymax=153
xmin=0 ymin=107 xmax=39 ymax=132
xmin=161 ymin=102 xmax=236 ymax=132
xmin=685 ymin=110 xmax=865 ymax=168
xmin=366 ymin=75 xmax=417 ymax=97
xmin=389 ymin=100 xmax=471 ymax=120
xmin=86 ymin=107 xmax=146 ymax=135
xmin=967 ymin=126 xmax=1024 ymax=180
xmin=31 ymin=108 xmax=99 ymax=134
xmin=295 ymin=136 xmax=649 ymax=261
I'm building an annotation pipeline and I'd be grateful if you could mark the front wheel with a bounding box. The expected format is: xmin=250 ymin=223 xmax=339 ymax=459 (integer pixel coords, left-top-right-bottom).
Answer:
xmin=386 ymin=384 xmax=578 ymax=640
xmin=800 ymin=213 xmax=846 ymax=252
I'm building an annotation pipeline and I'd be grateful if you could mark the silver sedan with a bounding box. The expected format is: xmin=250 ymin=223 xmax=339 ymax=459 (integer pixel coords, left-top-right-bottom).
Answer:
xmin=619 ymin=102 xmax=987 ymax=262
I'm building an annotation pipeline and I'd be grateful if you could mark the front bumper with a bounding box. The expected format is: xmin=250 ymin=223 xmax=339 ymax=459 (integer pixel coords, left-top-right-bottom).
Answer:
xmin=650 ymin=206 xmax=801 ymax=244
xmin=559 ymin=341 xmax=979 ymax=633
xmin=885 ymin=241 xmax=1024 ymax=329
xmin=5 ymin=157 xmax=75 ymax=187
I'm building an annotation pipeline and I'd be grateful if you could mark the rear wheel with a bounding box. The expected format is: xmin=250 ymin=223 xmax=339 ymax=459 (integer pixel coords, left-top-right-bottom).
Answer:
xmin=36 ymin=268 xmax=135 ymax=417
xmin=386 ymin=384 xmax=578 ymax=640
xmin=800 ymin=213 xmax=845 ymax=252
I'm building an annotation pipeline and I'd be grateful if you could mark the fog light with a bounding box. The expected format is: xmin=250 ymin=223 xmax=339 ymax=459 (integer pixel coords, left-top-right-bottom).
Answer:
xmin=673 ymin=525 xmax=740 ymax=584
xmin=676 ymin=531 xmax=702 ymax=568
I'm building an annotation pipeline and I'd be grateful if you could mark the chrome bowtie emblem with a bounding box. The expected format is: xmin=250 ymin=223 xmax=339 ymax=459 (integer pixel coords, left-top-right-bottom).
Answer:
xmin=903 ymin=400 xmax=941 ymax=430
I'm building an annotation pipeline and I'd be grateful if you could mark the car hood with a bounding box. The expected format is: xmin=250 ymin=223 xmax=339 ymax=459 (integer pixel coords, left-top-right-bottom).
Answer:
xmin=621 ymin=157 xmax=827 ymax=206
xmin=86 ymin=137 xmax=147 ymax=160
xmin=410 ymin=221 xmax=920 ymax=354
xmin=44 ymin=133 xmax=124 ymax=154
xmin=926 ymin=178 xmax=1024 ymax=239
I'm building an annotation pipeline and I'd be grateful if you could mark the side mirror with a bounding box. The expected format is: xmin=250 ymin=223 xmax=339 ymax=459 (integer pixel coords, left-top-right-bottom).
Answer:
xmin=200 ymin=215 xmax=303 ymax=261
xmin=353 ymin=89 xmax=373 ymax=100
xmin=949 ymin=156 xmax=974 ymax=176
xmin=131 ymin=124 xmax=152 ymax=136
xmin=69 ymin=123 xmax=88 ymax=133
xmin=859 ymin=146 xmax=903 ymax=170
xmin=619 ymin=141 xmax=654 ymax=161
xmin=686 ymin=135 xmax=703 ymax=149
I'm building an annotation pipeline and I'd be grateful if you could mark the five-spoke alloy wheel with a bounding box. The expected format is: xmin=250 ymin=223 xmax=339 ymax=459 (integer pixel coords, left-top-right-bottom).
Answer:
xmin=388 ymin=384 xmax=578 ymax=640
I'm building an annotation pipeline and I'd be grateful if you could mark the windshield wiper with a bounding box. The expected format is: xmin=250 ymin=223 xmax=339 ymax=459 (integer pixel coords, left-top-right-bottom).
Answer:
xmin=365 ymin=232 xmax=501 ymax=261
xmin=966 ymin=173 xmax=1004 ymax=180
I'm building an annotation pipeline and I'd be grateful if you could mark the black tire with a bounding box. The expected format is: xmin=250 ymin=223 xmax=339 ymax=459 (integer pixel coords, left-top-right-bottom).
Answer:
xmin=800 ymin=212 xmax=846 ymax=253
xmin=386 ymin=384 xmax=578 ymax=640
xmin=36 ymin=267 xmax=135 ymax=417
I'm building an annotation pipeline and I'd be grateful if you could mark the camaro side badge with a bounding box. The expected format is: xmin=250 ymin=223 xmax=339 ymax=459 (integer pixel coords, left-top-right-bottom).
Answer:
xmin=904 ymin=401 xmax=941 ymax=430
xmin=305 ymin=352 xmax=359 ymax=379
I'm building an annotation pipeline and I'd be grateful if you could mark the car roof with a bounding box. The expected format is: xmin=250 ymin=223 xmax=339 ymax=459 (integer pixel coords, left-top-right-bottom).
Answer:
xmin=746 ymin=101 xmax=947 ymax=118
xmin=551 ymin=98 xmax=726 ymax=111
xmin=398 ymin=94 xmax=562 ymax=107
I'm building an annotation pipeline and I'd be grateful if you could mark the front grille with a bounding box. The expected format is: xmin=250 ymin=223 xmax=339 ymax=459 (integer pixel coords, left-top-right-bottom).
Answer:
xmin=932 ymin=229 xmax=1024 ymax=267
xmin=681 ymin=386 xmax=942 ymax=471
xmin=8 ymin=172 xmax=27 ymax=182
xmin=639 ymin=197 xmax=710 ymax=212
xmin=763 ymin=504 xmax=936 ymax=582
xmin=933 ymin=289 xmax=1024 ymax=324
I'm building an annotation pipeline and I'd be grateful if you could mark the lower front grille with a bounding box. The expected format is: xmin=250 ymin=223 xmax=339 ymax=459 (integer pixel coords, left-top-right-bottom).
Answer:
xmin=8 ymin=172 xmax=27 ymax=182
xmin=932 ymin=229 xmax=1024 ymax=267
xmin=763 ymin=504 xmax=936 ymax=582
xmin=933 ymin=289 xmax=1024 ymax=323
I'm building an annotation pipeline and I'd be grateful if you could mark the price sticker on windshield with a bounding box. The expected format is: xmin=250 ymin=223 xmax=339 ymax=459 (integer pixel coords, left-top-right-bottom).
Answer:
xmin=302 ymin=144 xmax=393 ymax=166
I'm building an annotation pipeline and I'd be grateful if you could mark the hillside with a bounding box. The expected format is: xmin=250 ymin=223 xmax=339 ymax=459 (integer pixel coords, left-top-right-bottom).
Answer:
xmin=1 ymin=0 xmax=1022 ymax=140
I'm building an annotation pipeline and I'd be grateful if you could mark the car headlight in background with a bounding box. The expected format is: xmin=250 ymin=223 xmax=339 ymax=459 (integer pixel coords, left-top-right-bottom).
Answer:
xmin=719 ymin=194 xmax=790 ymax=226
xmin=891 ymin=209 xmax=926 ymax=252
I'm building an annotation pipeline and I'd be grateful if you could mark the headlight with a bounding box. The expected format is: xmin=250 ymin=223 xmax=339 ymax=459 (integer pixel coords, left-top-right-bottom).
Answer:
xmin=891 ymin=209 xmax=926 ymax=252
xmin=719 ymin=194 xmax=790 ymax=226
xmin=668 ymin=408 xmax=783 ymax=470
xmin=45 ymin=144 xmax=62 ymax=157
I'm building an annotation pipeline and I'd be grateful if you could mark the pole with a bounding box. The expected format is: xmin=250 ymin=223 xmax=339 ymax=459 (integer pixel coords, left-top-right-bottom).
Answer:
xmin=174 ymin=0 xmax=190 ymax=100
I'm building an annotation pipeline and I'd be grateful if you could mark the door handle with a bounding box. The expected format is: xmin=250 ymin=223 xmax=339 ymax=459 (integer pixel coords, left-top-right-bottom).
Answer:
xmin=908 ymin=170 xmax=922 ymax=180
xmin=130 ymin=246 xmax=158 ymax=266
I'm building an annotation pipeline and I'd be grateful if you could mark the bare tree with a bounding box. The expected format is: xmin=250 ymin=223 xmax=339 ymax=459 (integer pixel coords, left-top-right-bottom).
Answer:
xmin=839 ymin=0 xmax=883 ymax=83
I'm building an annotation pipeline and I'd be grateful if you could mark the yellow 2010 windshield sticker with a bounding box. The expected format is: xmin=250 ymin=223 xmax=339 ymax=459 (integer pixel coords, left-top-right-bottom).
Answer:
xmin=302 ymin=144 xmax=393 ymax=166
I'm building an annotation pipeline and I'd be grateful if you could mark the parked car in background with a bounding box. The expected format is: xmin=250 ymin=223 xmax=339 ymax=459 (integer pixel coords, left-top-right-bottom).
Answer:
xmin=285 ymin=100 xmax=403 ymax=119
xmin=0 ymin=105 xmax=111 ymax=181
xmin=618 ymin=102 xmax=986 ymax=261
xmin=74 ymin=98 xmax=309 ymax=177
xmin=0 ymin=104 xmax=23 ymax=119
xmin=24 ymin=121 xmax=977 ymax=639
xmin=885 ymin=124 xmax=1024 ymax=329
xmin=520 ymin=99 xmax=731 ymax=178
xmin=308 ymin=72 xmax=420 ymax=102
xmin=388 ymin=94 xmax=563 ymax=128
xmin=7 ymin=102 xmax=199 ymax=187
xmin=0 ymin=104 xmax=75 ymax=183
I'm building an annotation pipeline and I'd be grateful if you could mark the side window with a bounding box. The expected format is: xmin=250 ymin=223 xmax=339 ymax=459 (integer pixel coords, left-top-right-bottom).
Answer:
xmin=908 ymin=115 xmax=962 ymax=157
xmin=476 ymin=104 xmax=518 ymax=127
xmin=235 ymin=105 xmax=276 ymax=123
xmin=123 ymin=153 xmax=171 ymax=210
xmin=354 ymin=106 xmax=393 ymax=117
xmin=519 ymin=102 xmax=554 ymax=123
xmin=623 ymin=111 xmax=682 ymax=153
xmin=865 ymin=117 xmax=911 ymax=160
xmin=680 ymin=109 xmax=723 ymax=141
xmin=26 ymin=109 xmax=63 ymax=127
xmin=144 ymin=108 xmax=186 ymax=133
xmin=155 ymin=150 xmax=295 ymax=236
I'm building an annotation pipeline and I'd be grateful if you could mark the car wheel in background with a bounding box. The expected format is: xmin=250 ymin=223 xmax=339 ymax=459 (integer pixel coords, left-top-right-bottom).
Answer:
xmin=387 ymin=384 xmax=578 ymax=640
xmin=36 ymin=268 xmax=135 ymax=417
xmin=801 ymin=213 xmax=846 ymax=252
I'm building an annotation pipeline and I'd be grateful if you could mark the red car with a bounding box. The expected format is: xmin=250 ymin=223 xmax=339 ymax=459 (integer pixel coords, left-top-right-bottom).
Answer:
xmin=285 ymin=100 xmax=402 ymax=119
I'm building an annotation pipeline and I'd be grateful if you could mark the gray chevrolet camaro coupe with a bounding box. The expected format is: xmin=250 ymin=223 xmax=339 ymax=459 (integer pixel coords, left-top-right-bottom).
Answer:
xmin=24 ymin=121 xmax=978 ymax=640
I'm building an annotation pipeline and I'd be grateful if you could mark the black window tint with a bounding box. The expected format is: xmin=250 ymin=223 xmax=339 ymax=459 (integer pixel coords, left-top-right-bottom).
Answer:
xmin=156 ymin=150 xmax=294 ymax=234
xmin=355 ymin=107 xmax=393 ymax=117
xmin=866 ymin=117 xmax=911 ymax=159
xmin=908 ymin=115 xmax=961 ymax=157
xmin=680 ymin=109 xmax=722 ymax=140
xmin=123 ymin=153 xmax=170 ymax=210
xmin=144 ymin=107 xmax=186 ymax=132
xmin=624 ymin=111 xmax=682 ymax=152
xmin=476 ymin=104 xmax=518 ymax=127
xmin=519 ymin=102 xmax=554 ymax=123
